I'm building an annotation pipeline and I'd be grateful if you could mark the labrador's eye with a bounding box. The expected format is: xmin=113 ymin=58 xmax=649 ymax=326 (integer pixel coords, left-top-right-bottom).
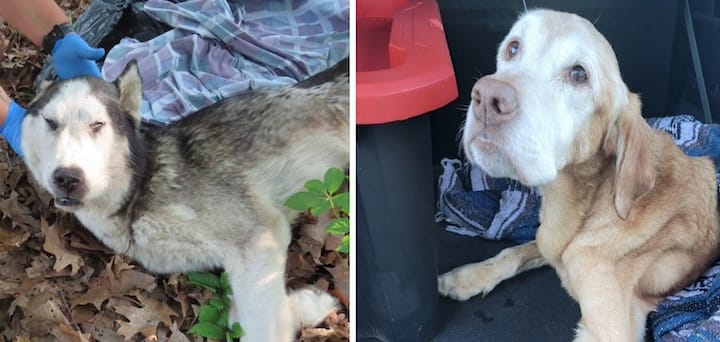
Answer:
xmin=44 ymin=118 xmax=58 ymax=131
xmin=506 ymin=40 xmax=520 ymax=59
xmin=570 ymin=65 xmax=588 ymax=83
xmin=90 ymin=121 xmax=105 ymax=134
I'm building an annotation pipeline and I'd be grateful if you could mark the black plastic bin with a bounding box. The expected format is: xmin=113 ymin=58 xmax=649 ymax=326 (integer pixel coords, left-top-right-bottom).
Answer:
xmin=356 ymin=0 xmax=458 ymax=340
xmin=357 ymin=115 xmax=438 ymax=341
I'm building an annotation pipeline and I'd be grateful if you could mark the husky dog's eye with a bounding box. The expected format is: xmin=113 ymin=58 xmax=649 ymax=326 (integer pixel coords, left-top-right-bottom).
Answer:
xmin=90 ymin=121 xmax=105 ymax=134
xmin=570 ymin=65 xmax=588 ymax=83
xmin=44 ymin=118 xmax=58 ymax=131
xmin=506 ymin=40 xmax=520 ymax=60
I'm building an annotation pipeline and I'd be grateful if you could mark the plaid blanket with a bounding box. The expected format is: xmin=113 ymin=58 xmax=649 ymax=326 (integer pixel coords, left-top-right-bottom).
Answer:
xmin=102 ymin=0 xmax=349 ymax=125
xmin=436 ymin=115 xmax=720 ymax=341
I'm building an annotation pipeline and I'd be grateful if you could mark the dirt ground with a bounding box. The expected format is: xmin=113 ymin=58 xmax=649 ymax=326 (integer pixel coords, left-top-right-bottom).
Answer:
xmin=0 ymin=1 xmax=349 ymax=341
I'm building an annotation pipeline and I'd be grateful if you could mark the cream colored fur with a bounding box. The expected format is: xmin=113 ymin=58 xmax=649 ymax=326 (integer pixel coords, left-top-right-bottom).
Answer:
xmin=439 ymin=10 xmax=720 ymax=341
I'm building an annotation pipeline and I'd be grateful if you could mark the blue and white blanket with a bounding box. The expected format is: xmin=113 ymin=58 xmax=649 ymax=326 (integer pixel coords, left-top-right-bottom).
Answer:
xmin=102 ymin=0 xmax=349 ymax=125
xmin=436 ymin=115 xmax=720 ymax=341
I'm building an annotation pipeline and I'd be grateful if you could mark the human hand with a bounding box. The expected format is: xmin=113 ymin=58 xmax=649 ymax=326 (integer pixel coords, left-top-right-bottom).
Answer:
xmin=0 ymin=101 xmax=25 ymax=157
xmin=52 ymin=33 xmax=105 ymax=80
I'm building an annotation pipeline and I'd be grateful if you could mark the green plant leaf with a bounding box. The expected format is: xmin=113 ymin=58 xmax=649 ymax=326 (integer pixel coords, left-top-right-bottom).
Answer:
xmin=220 ymin=272 xmax=232 ymax=295
xmin=188 ymin=322 xmax=226 ymax=340
xmin=218 ymin=310 xmax=229 ymax=328
xmin=338 ymin=235 xmax=350 ymax=254
xmin=332 ymin=192 xmax=350 ymax=215
xmin=198 ymin=305 xmax=221 ymax=323
xmin=222 ymin=295 xmax=232 ymax=310
xmin=310 ymin=200 xmax=330 ymax=217
xmin=285 ymin=191 xmax=326 ymax=212
xmin=305 ymin=179 xmax=327 ymax=195
xmin=324 ymin=168 xmax=345 ymax=195
xmin=229 ymin=322 xmax=244 ymax=339
xmin=209 ymin=297 xmax=228 ymax=311
xmin=187 ymin=272 xmax=220 ymax=293
xmin=326 ymin=217 xmax=349 ymax=235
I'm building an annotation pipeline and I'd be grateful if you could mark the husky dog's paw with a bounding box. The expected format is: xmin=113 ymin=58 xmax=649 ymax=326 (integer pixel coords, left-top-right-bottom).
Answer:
xmin=438 ymin=261 xmax=506 ymax=301
xmin=289 ymin=287 xmax=339 ymax=328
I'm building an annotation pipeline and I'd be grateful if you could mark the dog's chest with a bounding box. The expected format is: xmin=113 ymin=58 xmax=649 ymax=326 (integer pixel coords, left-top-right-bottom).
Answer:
xmin=535 ymin=171 xmax=613 ymax=266
xmin=129 ymin=211 xmax=224 ymax=273
xmin=77 ymin=198 xmax=249 ymax=274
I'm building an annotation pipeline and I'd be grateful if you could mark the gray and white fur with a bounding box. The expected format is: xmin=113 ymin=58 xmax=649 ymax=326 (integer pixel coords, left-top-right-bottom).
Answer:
xmin=21 ymin=59 xmax=349 ymax=341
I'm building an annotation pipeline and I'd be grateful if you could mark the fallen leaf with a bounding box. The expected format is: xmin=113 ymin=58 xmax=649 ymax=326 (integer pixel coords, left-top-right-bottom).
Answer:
xmin=0 ymin=225 xmax=30 ymax=247
xmin=10 ymin=288 xmax=70 ymax=336
xmin=286 ymin=249 xmax=319 ymax=285
xmin=80 ymin=311 xmax=126 ymax=342
xmin=113 ymin=292 xmax=178 ymax=340
xmin=49 ymin=323 xmax=92 ymax=342
xmin=323 ymin=233 xmax=343 ymax=252
xmin=25 ymin=252 xmax=53 ymax=278
xmin=165 ymin=322 xmax=192 ymax=342
xmin=0 ymin=248 xmax=34 ymax=281
xmin=314 ymin=277 xmax=331 ymax=292
xmin=164 ymin=273 xmax=197 ymax=321
xmin=0 ymin=192 xmax=39 ymax=230
xmin=300 ymin=212 xmax=333 ymax=243
xmin=325 ymin=256 xmax=349 ymax=309
xmin=298 ymin=235 xmax=324 ymax=261
xmin=72 ymin=255 xmax=156 ymax=309
xmin=42 ymin=217 xmax=84 ymax=275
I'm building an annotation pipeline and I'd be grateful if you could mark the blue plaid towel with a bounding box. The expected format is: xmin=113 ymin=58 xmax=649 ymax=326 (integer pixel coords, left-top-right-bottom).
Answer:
xmin=436 ymin=115 xmax=720 ymax=341
xmin=102 ymin=0 xmax=349 ymax=125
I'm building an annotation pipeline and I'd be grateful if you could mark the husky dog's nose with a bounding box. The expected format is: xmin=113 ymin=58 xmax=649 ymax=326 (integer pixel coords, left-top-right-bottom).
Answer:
xmin=53 ymin=167 xmax=86 ymax=195
xmin=471 ymin=76 xmax=518 ymax=123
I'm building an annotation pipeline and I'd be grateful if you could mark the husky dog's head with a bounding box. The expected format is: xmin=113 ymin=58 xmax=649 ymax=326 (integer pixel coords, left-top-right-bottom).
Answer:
xmin=22 ymin=63 xmax=145 ymax=213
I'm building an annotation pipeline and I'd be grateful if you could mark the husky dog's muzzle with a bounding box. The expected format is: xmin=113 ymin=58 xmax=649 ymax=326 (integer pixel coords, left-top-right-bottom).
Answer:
xmin=51 ymin=167 xmax=87 ymax=208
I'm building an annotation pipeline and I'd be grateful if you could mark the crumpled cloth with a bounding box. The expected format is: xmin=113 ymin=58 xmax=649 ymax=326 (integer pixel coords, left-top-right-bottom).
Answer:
xmin=101 ymin=0 xmax=349 ymax=125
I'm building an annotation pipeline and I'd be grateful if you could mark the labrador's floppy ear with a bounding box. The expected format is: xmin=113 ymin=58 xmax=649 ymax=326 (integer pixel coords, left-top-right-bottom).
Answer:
xmin=114 ymin=61 xmax=142 ymax=127
xmin=604 ymin=93 xmax=656 ymax=220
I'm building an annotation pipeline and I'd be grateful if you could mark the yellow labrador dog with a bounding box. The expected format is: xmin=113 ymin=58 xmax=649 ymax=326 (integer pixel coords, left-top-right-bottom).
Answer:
xmin=438 ymin=9 xmax=720 ymax=341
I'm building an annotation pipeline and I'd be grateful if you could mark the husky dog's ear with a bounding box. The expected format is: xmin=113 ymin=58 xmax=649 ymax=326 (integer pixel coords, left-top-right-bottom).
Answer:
xmin=604 ymin=93 xmax=656 ymax=220
xmin=35 ymin=80 xmax=53 ymax=98
xmin=27 ymin=80 xmax=54 ymax=107
xmin=114 ymin=62 xmax=142 ymax=127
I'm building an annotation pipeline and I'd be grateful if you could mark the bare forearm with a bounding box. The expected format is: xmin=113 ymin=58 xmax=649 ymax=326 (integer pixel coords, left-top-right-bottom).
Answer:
xmin=0 ymin=0 xmax=68 ymax=48
xmin=0 ymin=87 xmax=10 ymax=127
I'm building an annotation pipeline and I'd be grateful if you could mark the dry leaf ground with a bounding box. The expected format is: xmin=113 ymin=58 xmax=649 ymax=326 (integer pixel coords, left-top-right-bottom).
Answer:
xmin=0 ymin=2 xmax=349 ymax=341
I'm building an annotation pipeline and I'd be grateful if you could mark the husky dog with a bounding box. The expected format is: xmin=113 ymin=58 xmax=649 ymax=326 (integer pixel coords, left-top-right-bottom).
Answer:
xmin=21 ymin=59 xmax=349 ymax=341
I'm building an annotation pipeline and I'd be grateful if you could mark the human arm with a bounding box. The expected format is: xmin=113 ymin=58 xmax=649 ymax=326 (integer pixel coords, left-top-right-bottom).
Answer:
xmin=0 ymin=88 xmax=24 ymax=157
xmin=0 ymin=0 xmax=68 ymax=47
xmin=0 ymin=1 xmax=108 ymax=157
xmin=0 ymin=0 xmax=105 ymax=79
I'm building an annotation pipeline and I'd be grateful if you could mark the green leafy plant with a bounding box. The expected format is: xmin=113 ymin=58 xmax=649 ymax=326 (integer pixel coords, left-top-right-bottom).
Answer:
xmin=187 ymin=272 xmax=244 ymax=341
xmin=285 ymin=167 xmax=350 ymax=253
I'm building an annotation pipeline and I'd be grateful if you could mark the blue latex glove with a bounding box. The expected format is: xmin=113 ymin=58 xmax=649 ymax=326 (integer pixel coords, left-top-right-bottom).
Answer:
xmin=52 ymin=33 xmax=105 ymax=80
xmin=0 ymin=101 xmax=25 ymax=157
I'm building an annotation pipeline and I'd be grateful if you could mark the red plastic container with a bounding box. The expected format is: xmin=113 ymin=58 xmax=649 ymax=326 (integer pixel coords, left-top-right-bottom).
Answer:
xmin=357 ymin=1 xmax=457 ymax=340
xmin=356 ymin=0 xmax=458 ymax=124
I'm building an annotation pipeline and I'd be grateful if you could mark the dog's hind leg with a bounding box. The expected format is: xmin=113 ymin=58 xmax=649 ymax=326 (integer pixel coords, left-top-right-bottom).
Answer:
xmin=225 ymin=230 xmax=294 ymax=342
xmin=438 ymin=241 xmax=547 ymax=301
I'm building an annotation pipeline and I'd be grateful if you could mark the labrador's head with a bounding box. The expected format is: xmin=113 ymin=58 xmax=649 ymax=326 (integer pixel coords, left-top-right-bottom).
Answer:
xmin=463 ymin=9 xmax=643 ymax=189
